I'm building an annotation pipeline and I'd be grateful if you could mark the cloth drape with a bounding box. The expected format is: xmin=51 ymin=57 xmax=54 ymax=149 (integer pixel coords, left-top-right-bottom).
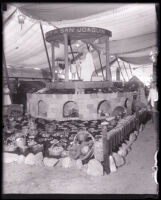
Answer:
xmin=80 ymin=52 xmax=95 ymax=81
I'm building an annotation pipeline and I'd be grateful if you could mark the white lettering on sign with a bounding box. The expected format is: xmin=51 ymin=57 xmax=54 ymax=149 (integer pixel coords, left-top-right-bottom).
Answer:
xmin=81 ymin=27 xmax=87 ymax=32
xmin=87 ymin=27 xmax=92 ymax=32
xmin=60 ymin=29 xmax=64 ymax=34
xmin=68 ymin=27 xmax=75 ymax=32
xmin=64 ymin=28 xmax=69 ymax=33
xmin=76 ymin=28 xmax=81 ymax=32
xmin=91 ymin=28 xmax=96 ymax=33
xmin=52 ymin=27 xmax=108 ymax=34
xmin=46 ymin=27 xmax=111 ymax=41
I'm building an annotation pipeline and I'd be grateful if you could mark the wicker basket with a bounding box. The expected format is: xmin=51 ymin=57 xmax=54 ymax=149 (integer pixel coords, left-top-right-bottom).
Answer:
xmin=73 ymin=131 xmax=95 ymax=161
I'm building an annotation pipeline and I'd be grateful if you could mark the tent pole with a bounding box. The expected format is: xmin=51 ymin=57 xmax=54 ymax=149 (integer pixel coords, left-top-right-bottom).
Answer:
xmin=69 ymin=40 xmax=80 ymax=80
xmin=51 ymin=42 xmax=56 ymax=81
xmin=3 ymin=8 xmax=17 ymax=25
xmin=64 ymin=33 xmax=69 ymax=81
xmin=128 ymin=63 xmax=133 ymax=77
xmin=39 ymin=22 xmax=52 ymax=80
xmin=105 ymin=36 xmax=111 ymax=81
xmin=86 ymin=44 xmax=98 ymax=76
xmin=3 ymin=49 xmax=13 ymax=103
xmin=98 ymin=51 xmax=105 ymax=80
xmin=122 ymin=61 xmax=130 ymax=80
xmin=94 ymin=58 xmax=117 ymax=75
xmin=116 ymin=58 xmax=126 ymax=82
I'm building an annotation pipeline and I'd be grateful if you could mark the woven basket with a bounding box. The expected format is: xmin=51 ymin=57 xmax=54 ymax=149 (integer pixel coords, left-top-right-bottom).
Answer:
xmin=73 ymin=131 xmax=95 ymax=161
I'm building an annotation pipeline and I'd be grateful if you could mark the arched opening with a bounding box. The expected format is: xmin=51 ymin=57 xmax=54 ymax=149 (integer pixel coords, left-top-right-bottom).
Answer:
xmin=38 ymin=100 xmax=47 ymax=117
xmin=97 ymin=100 xmax=111 ymax=117
xmin=63 ymin=101 xmax=79 ymax=118
xmin=111 ymin=106 xmax=125 ymax=117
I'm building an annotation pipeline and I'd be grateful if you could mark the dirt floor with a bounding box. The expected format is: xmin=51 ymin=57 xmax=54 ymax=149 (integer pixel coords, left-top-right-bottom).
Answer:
xmin=2 ymin=120 xmax=158 ymax=194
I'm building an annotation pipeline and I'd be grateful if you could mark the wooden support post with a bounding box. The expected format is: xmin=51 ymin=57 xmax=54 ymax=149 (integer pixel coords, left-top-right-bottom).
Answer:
xmin=105 ymin=36 xmax=111 ymax=81
xmin=102 ymin=123 xmax=110 ymax=175
xmin=98 ymin=51 xmax=105 ymax=80
xmin=64 ymin=33 xmax=69 ymax=81
xmin=51 ymin=42 xmax=55 ymax=81
xmin=39 ymin=22 xmax=52 ymax=80
xmin=3 ymin=49 xmax=13 ymax=103
xmin=69 ymin=40 xmax=80 ymax=80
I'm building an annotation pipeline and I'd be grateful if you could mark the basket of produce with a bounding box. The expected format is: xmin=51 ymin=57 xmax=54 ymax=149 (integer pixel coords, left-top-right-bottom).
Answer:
xmin=27 ymin=139 xmax=37 ymax=147
xmin=22 ymin=126 xmax=29 ymax=135
xmin=48 ymin=145 xmax=64 ymax=157
xmin=69 ymin=130 xmax=95 ymax=161
xmin=4 ymin=143 xmax=17 ymax=152
xmin=4 ymin=127 xmax=15 ymax=135
xmin=61 ymin=150 xmax=69 ymax=158
xmin=9 ymin=120 xmax=17 ymax=128
xmin=15 ymin=137 xmax=26 ymax=148
xmin=29 ymin=129 xmax=38 ymax=137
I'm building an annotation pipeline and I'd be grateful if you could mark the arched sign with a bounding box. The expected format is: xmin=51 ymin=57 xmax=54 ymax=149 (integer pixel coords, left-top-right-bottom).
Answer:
xmin=46 ymin=27 xmax=112 ymax=43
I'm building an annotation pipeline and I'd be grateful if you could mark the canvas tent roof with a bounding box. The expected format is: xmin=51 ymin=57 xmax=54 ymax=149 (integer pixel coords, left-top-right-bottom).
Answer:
xmin=3 ymin=3 xmax=158 ymax=78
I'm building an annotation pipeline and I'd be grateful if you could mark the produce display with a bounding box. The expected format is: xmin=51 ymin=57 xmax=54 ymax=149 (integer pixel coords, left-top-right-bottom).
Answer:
xmin=3 ymin=113 xmax=119 ymax=160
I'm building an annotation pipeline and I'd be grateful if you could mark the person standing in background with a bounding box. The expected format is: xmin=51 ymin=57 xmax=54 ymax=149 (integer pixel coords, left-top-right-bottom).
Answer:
xmin=124 ymin=98 xmax=132 ymax=116
xmin=147 ymin=81 xmax=158 ymax=132
xmin=3 ymin=83 xmax=12 ymax=106
xmin=3 ymin=82 xmax=12 ymax=116
xmin=131 ymin=92 xmax=147 ymax=132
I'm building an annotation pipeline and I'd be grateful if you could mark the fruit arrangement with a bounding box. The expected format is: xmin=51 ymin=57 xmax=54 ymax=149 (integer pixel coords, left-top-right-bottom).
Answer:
xmin=2 ymin=113 xmax=119 ymax=159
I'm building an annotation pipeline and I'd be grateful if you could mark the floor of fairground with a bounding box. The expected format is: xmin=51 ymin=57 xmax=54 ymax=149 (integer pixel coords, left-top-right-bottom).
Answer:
xmin=2 ymin=120 xmax=158 ymax=195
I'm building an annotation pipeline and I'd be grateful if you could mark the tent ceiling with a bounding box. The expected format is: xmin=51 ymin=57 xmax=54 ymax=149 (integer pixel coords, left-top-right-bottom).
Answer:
xmin=12 ymin=3 xmax=124 ymax=21
xmin=3 ymin=3 xmax=157 ymax=72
